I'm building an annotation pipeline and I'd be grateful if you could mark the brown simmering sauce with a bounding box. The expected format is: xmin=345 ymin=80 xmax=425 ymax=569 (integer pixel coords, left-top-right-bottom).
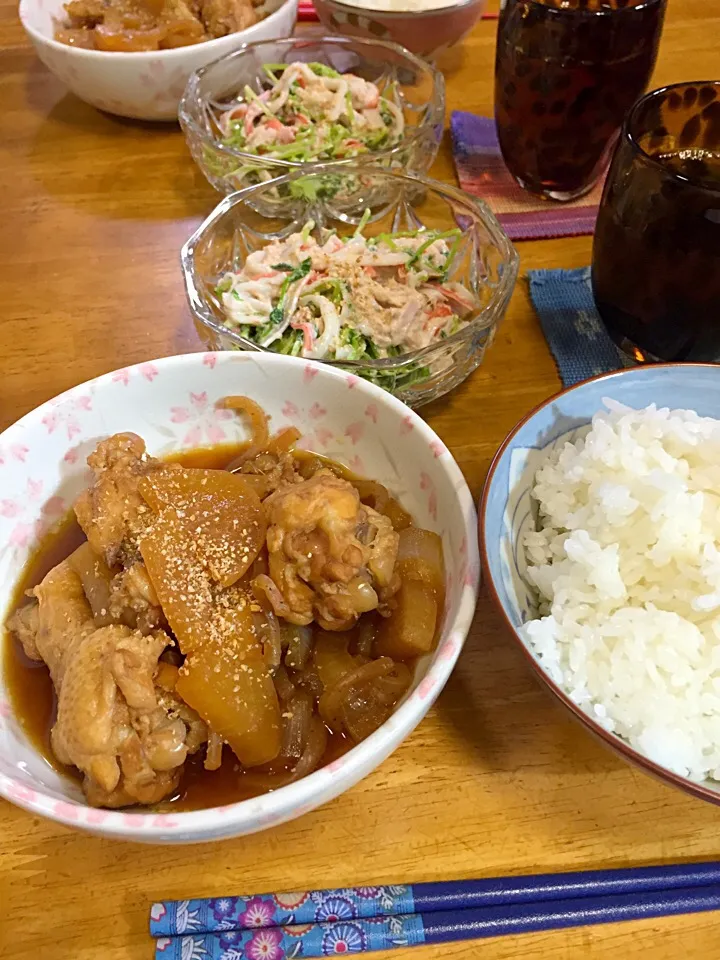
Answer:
xmin=1 ymin=442 xmax=356 ymax=812
xmin=3 ymin=513 xmax=84 ymax=772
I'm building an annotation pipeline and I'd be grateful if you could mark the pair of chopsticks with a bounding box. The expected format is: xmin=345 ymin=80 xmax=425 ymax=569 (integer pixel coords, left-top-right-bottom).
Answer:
xmin=151 ymin=861 xmax=720 ymax=958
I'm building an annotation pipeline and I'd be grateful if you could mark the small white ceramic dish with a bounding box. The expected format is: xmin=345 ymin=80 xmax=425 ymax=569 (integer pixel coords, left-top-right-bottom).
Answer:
xmin=0 ymin=351 xmax=479 ymax=842
xmin=18 ymin=0 xmax=298 ymax=121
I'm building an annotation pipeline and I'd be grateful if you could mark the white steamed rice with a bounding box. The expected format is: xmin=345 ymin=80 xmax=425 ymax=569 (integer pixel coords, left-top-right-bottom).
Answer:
xmin=521 ymin=399 xmax=720 ymax=783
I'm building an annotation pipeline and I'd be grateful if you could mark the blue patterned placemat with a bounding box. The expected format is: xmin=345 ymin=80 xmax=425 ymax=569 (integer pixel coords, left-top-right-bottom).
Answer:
xmin=527 ymin=267 xmax=628 ymax=387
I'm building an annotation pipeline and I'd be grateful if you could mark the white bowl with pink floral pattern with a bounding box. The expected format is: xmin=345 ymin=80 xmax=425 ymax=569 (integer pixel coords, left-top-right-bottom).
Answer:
xmin=18 ymin=0 xmax=298 ymax=121
xmin=0 ymin=352 xmax=479 ymax=843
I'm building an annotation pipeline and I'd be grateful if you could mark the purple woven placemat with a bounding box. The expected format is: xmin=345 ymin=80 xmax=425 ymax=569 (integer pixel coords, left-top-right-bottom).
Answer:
xmin=450 ymin=111 xmax=605 ymax=242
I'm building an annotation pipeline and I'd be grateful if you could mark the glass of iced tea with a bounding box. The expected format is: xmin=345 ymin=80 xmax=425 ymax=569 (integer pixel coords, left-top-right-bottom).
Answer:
xmin=592 ymin=81 xmax=720 ymax=362
xmin=494 ymin=0 xmax=667 ymax=201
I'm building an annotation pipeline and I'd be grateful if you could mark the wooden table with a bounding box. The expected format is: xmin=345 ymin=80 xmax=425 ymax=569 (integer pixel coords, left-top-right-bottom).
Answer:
xmin=2 ymin=1 xmax=720 ymax=957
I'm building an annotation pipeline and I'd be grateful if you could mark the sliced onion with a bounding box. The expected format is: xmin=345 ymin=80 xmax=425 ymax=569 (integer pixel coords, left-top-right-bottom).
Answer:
xmin=239 ymin=716 xmax=328 ymax=791
xmin=252 ymin=573 xmax=292 ymax=620
xmin=218 ymin=396 xmax=270 ymax=454
xmin=280 ymin=689 xmax=313 ymax=760
xmin=319 ymin=657 xmax=395 ymax=734
xmin=284 ymin=625 xmax=313 ymax=671
xmin=286 ymin=715 xmax=328 ymax=781
xmin=351 ymin=480 xmax=413 ymax=531
xmin=341 ymin=663 xmax=411 ymax=742
xmin=205 ymin=731 xmax=224 ymax=771
xmin=372 ymin=662 xmax=412 ymax=706
xmin=342 ymin=697 xmax=387 ymax=743
xmin=252 ymin=582 xmax=283 ymax=669
xmin=383 ymin=498 xmax=413 ymax=532
xmin=352 ymin=479 xmax=389 ymax=514
xmin=273 ymin=665 xmax=296 ymax=702
xmin=222 ymin=399 xmax=299 ymax=472
xmin=293 ymin=666 xmax=323 ymax=699
xmin=268 ymin=426 xmax=301 ymax=456
xmin=354 ymin=617 xmax=378 ymax=658
xmin=313 ymin=633 xmax=359 ymax=691
xmin=254 ymin=610 xmax=282 ymax=670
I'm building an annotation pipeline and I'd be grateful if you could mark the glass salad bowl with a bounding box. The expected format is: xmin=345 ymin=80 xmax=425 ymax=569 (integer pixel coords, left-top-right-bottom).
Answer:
xmin=181 ymin=166 xmax=519 ymax=407
xmin=178 ymin=36 xmax=445 ymax=203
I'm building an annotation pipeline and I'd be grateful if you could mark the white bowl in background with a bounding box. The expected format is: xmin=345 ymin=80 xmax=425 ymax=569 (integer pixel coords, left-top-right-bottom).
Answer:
xmin=18 ymin=0 xmax=298 ymax=121
xmin=0 ymin=351 xmax=479 ymax=842
xmin=312 ymin=0 xmax=486 ymax=60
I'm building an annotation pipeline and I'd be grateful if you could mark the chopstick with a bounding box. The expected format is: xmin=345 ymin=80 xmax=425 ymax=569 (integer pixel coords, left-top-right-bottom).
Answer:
xmin=152 ymin=884 xmax=720 ymax=959
xmin=150 ymin=861 xmax=720 ymax=937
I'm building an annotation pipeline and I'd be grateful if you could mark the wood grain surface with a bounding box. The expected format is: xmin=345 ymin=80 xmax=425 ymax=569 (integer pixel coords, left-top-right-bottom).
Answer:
xmin=2 ymin=1 xmax=720 ymax=957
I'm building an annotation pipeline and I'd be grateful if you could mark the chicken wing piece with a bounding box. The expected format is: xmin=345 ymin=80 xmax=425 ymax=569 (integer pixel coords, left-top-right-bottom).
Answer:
xmin=160 ymin=0 xmax=207 ymax=46
xmin=109 ymin=561 xmax=165 ymax=634
xmin=31 ymin=556 xmax=97 ymax=685
xmin=233 ymin=449 xmax=301 ymax=499
xmin=64 ymin=0 xmax=107 ymax=25
xmin=68 ymin=532 xmax=164 ymax=636
xmin=259 ymin=473 xmax=400 ymax=630
xmin=50 ymin=624 xmax=154 ymax=797
xmin=7 ymin=557 xmax=205 ymax=807
xmin=6 ymin=602 xmax=41 ymax=661
xmin=74 ymin=433 xmax=172 ymax=569
xmin=200 ymin=0 xmax=256 ymax=38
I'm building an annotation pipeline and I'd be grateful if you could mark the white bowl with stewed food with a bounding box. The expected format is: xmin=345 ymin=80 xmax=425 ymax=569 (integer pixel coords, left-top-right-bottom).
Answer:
xmin=0 ymin=351 xmax=478 ymax=843
xmin=18 ymin=0 xmax=297 ymax=120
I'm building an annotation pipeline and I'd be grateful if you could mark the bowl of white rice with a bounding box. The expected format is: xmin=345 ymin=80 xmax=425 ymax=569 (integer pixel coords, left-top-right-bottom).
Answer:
xmin=312 ymin=0 xmax=486 ymax=60
xmin=480 ymin=364 xmax=720 ymax=805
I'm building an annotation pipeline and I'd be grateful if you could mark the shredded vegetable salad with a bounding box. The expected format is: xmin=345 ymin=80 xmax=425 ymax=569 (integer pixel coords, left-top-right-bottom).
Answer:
xmin=216 ymin=217 xmax=478 ymax=368
xmin=218 ymin=61 xmax=405 ymax=166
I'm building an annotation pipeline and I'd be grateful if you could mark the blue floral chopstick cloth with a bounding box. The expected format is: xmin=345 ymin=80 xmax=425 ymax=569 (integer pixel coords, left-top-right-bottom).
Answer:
xmin=527 ymin=267 xmax=628 ymax=387
xmin=152 ymin=887 xmax=423 ymax=958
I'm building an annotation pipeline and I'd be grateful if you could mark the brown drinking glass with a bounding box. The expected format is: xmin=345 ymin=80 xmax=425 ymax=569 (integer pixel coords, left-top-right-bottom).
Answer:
xmin=494 ymin=0 xmax=667 ymax=201
xmin=592 ymin=81 xmax=720 ymax=362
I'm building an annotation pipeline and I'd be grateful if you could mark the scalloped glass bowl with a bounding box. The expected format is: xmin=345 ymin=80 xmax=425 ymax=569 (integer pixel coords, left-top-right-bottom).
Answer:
xmin=178 ymin=36 xmax=445 ymax=198
xmin=180 ymin=166 xmax=519 ymax=407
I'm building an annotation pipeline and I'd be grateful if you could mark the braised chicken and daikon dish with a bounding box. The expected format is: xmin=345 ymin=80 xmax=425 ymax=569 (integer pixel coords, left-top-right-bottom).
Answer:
xmin=4 ymin=397 xmax=444 ymax=810
xmin=54 ymin=0 xmax=266 ymax=51
xmin=217 ymin=62 xmax=404 ymax=169
xmin=217 ymin=220 xmax=478 ymax=363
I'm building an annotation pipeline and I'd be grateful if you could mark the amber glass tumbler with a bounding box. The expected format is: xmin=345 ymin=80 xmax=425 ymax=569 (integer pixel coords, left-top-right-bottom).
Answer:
xmin=494 ymin=0 xmax=666 ymax=201
xmin=592 ymin=81 xmax=720 ymax=362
